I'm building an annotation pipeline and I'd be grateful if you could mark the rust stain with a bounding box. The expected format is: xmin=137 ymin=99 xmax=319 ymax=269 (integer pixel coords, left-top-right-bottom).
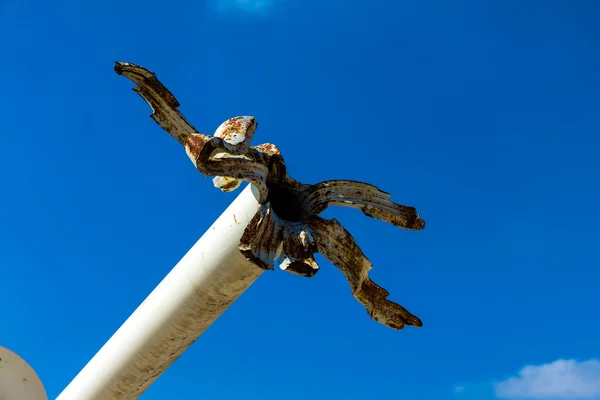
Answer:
xmin=184 ymin=134 xmax=209 ymax=166
xmin=219 ymin=117 xmax=244 ymax=142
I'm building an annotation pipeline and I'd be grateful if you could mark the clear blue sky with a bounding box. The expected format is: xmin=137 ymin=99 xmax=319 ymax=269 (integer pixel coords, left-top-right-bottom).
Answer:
xmin=1 ymin=1 xmax=599 ymax=399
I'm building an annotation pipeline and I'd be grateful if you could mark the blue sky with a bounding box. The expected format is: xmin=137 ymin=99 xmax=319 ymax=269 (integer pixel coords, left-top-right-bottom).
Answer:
xmin=1 ymin=0 xmax=599 ymax=399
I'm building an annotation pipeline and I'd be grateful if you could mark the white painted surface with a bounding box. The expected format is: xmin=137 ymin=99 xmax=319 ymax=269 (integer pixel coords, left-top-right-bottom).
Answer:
xmin=57 ymin=184 xmax=263 ymax=400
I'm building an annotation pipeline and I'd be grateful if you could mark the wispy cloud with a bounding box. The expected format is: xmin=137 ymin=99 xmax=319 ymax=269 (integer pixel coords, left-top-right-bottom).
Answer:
xmin=494 ymin=359 xmax=600 ymax=400
xmin=454 ymin=386 xmax=466 ymax=393
xmin=211 ymin=0 xmax=274 ymax=15
xmin=452 ymin=381 xmax=496 ymax=399
xmin=453 ymin=359 xmax=600 ymax=400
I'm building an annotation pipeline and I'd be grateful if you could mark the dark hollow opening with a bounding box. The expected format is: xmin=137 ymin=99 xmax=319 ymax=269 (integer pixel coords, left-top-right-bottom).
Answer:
xmin=267 ymin=184 xmax=305 ymax=222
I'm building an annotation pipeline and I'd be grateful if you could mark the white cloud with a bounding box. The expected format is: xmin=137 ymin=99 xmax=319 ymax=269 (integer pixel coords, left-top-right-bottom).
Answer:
xmin=494 ymin=359 xmax=600 ymax=399
xmin=211 ymin=0 xmax=273 ymax=14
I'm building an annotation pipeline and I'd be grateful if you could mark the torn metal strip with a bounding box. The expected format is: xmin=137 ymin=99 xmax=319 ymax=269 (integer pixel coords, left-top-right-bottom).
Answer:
xmin=114 ymin=62 xmax=199 ymax=145
xmin=308 ymin=216 xmax=422 ymax=329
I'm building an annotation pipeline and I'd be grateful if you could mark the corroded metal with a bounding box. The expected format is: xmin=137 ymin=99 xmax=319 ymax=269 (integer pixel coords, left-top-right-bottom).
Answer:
xmin=115 ymin=61 xmax=426 ymax=330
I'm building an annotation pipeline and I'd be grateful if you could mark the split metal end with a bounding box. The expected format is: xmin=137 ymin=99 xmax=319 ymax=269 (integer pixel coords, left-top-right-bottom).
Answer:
xmin=115 ymin=61 xmax=426 ymax=330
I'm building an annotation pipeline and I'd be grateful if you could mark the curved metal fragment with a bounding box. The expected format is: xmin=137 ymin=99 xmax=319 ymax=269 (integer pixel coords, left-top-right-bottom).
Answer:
xmin=210 ymin=116 xmax=258 ymax=191
xmin=239 ymin=204 xmax=283 ymax=270
xmin=213 ymin=116 xmax=257 ymax=156
xmin=184 ymin=134 xmax=270 ymax=203
xmin=307 ymin=216 xmax=423 ymax=330
xmin=114 ymin=62 xmax=199 ymax=145
xmin=239 ymin=206 xmax=319 ymax=277
xmin=300 ymin=180 xmax=425 ymax=231
xmin=213 ymin=175 xmax=243 ymax=192
xmin=278 ymin=224 xmax=319 ymax=277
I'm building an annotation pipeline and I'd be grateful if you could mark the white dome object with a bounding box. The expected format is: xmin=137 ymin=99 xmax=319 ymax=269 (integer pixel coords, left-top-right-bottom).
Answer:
xmin=0 ymin=346 xmax=47 ymax=400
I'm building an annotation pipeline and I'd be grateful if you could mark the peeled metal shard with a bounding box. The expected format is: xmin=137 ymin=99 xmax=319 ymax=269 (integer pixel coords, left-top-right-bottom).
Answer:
xmin=308 ymin=217 xmax=422 ymax=328
xmin=213 ymin=116 xmax=257 ymax=155
xmin=115 ymin=61 xmax=426 ymax=330
xmin=114 ymin=62 xmax=198 ymax=146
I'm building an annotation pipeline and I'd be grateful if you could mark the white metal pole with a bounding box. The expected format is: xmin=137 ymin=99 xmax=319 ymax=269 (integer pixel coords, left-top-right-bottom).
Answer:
xmin=57 ymin=183 xmax=263 ymax=400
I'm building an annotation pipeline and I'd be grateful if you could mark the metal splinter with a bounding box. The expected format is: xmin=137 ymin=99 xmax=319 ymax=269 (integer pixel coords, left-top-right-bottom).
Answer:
xmin=57 ymin=62 xmax=426 ymax=400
